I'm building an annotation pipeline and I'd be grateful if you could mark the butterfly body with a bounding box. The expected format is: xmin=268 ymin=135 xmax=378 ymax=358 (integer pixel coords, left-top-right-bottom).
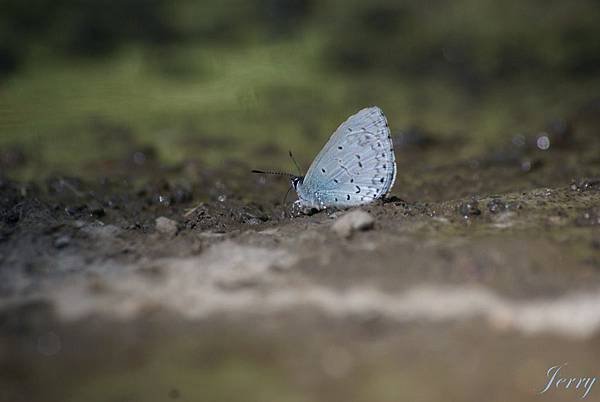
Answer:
xmin=293 ymin=106 xmax=396 ymax=210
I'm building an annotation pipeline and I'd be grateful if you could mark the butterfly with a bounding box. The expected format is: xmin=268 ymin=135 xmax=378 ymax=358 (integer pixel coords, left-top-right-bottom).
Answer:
xmin=254 ymin=106 xmax=397 ymax=211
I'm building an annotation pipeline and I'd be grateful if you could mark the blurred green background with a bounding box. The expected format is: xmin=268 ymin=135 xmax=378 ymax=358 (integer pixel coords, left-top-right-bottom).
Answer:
xmin=1 ymin=0 xmax=599 ymax=177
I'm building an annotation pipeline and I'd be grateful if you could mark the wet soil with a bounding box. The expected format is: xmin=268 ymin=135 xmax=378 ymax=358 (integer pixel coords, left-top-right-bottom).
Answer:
xmin=1 ymin=103 xmax=600 ymax=402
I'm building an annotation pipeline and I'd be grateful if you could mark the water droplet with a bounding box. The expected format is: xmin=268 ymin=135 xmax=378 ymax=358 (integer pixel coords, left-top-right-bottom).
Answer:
xmin=512 ymin=134 xmax=526 ymax=148
xmin=536 ymin=133 xmax=550 ymax=150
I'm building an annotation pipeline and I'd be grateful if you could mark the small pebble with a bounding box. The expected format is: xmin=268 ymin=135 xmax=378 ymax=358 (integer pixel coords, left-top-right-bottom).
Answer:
xmin=89 ymin=205 xmax=105 ymax=218
xmin=155 ymin=194 xmax=171 ymax=207
xmin=53 ymin=235 xmax=71 ymax=249
xmin=457 ymin=200 xmax=481 ymax=218
xmin=520 ymin=158 xmax=542 ymax=172
xmin=156 ymin=216 xmax=178 ymax=236
xmin=487 ymin=199 xmax=506 ymax=214
xmin=570 ymin=178 xmax=600 ymax=192
xmin=72 ymin=220 xmax=86 ymax=229
xmin=331 ymin=210 xmax=375 ymax=238
xmin=81 ymin=224 xmax=123 ymax=239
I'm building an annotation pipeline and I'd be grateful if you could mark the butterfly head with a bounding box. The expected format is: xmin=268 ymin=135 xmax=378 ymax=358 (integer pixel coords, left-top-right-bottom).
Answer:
xmin=291 ymin=176 xmax=304 ymax=191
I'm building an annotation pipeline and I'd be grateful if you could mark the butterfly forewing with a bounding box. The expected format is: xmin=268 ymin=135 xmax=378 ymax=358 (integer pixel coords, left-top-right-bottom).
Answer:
xmin=299 ymin=107 xmax=396 ymax=207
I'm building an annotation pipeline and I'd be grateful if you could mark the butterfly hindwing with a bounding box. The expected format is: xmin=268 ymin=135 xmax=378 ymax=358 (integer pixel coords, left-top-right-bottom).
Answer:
xmin=298 ymin=107 xmax=397 ymax=208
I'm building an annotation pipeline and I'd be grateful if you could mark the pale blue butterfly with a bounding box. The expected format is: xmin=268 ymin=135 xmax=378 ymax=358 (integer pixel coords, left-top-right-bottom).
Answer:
xmin=254 ymin=106 xmax=397 ymax=211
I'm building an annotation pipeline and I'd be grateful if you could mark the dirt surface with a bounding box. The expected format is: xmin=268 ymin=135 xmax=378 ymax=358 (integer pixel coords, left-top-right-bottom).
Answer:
xmin=1 ymin=103 xmax=600 ymax=402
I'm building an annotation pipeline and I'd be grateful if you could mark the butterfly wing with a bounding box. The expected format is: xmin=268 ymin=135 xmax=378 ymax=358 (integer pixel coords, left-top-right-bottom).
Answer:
xmin=298 ymin=106 xmax=396 ymax=208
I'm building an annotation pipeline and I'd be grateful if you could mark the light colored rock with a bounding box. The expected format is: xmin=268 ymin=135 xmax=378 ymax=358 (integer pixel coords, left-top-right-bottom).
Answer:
xmin=53 ymin=235 xmax=71 ymax=249
xmin=52 ymin=241 xmax=299 ymax=320
xmin=80 ymin=224 xmax=123 ymax=239
xmin=155 ymin=216 xmax=178 ymax=236
xmin=331 ymin=210 xmax=375 ymax=238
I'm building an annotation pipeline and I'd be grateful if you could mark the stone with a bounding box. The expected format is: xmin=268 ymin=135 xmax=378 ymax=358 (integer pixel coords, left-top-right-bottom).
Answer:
xmin=155 ymin=216 xmax=178 ymax=236
xmin=331 ymin=210 xmax=375 ymax=238
xmin=81 ymin=224 xmax=123 ymax=239
xmin=53 ymin=235 xmax=71 ymax=249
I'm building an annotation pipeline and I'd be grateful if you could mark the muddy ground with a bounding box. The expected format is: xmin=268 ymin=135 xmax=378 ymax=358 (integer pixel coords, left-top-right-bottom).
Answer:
xmin=1 ymin=102 xmax=600 ymax=402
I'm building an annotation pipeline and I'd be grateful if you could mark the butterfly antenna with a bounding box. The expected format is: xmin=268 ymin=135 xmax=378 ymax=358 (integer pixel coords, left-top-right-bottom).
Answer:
xmin=252 ymin=169 xmax=295 ymax=217
xmin=251 ymin=169 xmax=294 ymax=177
xmin=288 ymin=150 xmax=303 ymax=176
